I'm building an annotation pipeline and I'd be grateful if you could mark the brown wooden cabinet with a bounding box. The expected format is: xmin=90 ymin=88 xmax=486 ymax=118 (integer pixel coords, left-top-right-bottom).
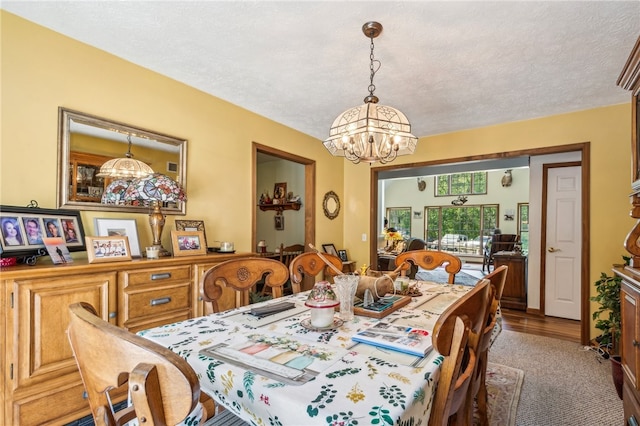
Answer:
xmin=618 ymin=34 xmax=640 ymax=425
xmin=1 ymin=252 xmax=251 ymax=425
xmin=68 ymin=151 xmax=113 ymax=202
xmin=493 ymin=253 xmax=527 ymax=310
xmin=616 ymin=267 xmax=640 ymax=424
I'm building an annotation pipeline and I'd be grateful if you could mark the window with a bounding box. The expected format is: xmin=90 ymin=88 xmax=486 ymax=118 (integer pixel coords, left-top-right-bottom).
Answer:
xmin=435 ymin=172 xmax=487 ymax=196
xmin=518 ymin=203 xmax=529 ymax=254
xmin=425 ymin=204 xmax=498 ymax=254
xmin=386 ymin=207 xmax=411 ymax=238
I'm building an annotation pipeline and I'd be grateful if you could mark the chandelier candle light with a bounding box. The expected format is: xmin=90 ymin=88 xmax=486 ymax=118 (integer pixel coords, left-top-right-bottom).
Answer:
xmin=96 ymin=135 xmax=154 ymax=179
xmin=123 ymin=173 xmax=186 ymax=256
xmin=323 ymin=21 xmax=417 ymax=165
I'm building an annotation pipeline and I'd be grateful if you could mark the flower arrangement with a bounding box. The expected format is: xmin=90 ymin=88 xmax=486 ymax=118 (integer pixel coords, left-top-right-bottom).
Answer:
xmin=383 ymin=227 xmax=404 ymax=242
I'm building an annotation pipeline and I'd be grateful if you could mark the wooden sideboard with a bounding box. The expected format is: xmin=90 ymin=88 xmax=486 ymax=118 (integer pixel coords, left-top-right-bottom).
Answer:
xmin=1 ymin=252 xmax=251 ymax=425
xmin=618 ymin=34 xmax=640 ymax=424
xmin=493 ymin=252 xmax=527 ymax=311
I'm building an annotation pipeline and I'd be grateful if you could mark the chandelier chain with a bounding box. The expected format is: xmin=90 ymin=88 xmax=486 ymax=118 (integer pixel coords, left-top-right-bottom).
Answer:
xmin=368 ymin=36 xmax=380 ymax=97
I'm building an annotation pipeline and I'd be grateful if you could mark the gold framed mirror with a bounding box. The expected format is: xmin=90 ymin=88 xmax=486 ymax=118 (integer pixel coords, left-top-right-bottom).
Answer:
xmin=322 ymin=190 xmax=340 ymax=220
xmin=57 ymin=107 xmax=187 ymax=214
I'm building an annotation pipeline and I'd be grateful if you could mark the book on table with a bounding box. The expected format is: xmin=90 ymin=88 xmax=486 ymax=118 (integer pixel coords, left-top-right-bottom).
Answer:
xmin=351 ymin=321 xmax=433 ymax=357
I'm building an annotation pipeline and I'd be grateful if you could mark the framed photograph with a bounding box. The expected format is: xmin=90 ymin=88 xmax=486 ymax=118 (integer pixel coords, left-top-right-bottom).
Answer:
xmin=175 ymin=220 xmax=208 ymax=247
xmin=171 ymin=231 xmax=207 ymax=256
xmin=86 ymin=236 xmax=132 ymax=263
xmin=273 ymin=182 xmax=287 ymax=200
xmin=94 ymin=218 xmax=141 ymax=258
xmin=0 ymin=205 xmax=86 ymax=259
xmin=43 ymin=237 xmax=73 ymax=264
xmin=322 ymin=243 xmax=338 ymax=257
xmin=275 ymin=215 xmax=284 ymax=230
xmin=337 ymin=249 xmax=348 ymax=262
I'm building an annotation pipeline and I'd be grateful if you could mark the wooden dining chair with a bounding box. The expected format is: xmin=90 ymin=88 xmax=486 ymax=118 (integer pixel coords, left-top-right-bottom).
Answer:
xmin=429 ymin=279 xmax=492 ymax=426
xmin=201 ymin=257 xmax=289 ymax=314
xmin=482 ymin=234 xmax=519 ymax=272
xmin=289 ymin=251 xmax=343 ymax=293
xmin=394 ymin=249 xmax=462 ymax=284
xmin=67 ymin=302 xmax=214 ymax=426
xmin=279 ymin=243 xmax=305 ymax=267
xmin=465 ymin=265 xmax=509 ymax=426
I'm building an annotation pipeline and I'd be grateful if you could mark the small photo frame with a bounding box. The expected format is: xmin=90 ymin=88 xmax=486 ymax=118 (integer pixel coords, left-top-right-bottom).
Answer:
xmin=94 ymin=218 xmax=141 ymax=257
xmin=43 ymin=237 xmax=73 ymax=264
xmin=338 ymin=249 xmax=348 ymax=262
xmin=86 ymin=236 xmax=132 ymax=263
xmin=322 ymin=244 xmax=338 ymax=257
xmin=275 ymin=215 xmax=284 ymax=231
xmin=171 ymin=231 xmax=207 ymax=256
xmin=175 ymin=220 xmax=208 ymax=247
xmin=273 ymin=182 xmax=287 ymax=200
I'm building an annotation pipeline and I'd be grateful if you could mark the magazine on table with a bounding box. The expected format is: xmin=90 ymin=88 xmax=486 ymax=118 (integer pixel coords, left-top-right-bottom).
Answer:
xmin=351 ymin=321 xmax=433 ymax=357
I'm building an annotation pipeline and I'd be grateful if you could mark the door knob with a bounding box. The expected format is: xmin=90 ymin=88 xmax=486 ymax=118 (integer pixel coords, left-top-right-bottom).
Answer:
xmin=548 ymin=247 xmax=560 ymax=253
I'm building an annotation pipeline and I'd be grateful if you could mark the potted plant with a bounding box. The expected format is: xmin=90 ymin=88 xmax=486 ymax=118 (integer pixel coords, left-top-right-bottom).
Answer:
xmin=591 ymin=260 xmax=627 ymax=399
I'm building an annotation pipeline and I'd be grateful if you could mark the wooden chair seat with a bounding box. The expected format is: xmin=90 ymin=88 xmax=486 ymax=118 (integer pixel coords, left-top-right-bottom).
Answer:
xmin=394 ymin=249 xmax=462 ymax=284
xmin=67 ymin=302 xmax=213 ymax=426
xmin=201 ymin=257 xmax=289 ymax=314
xmin=288 ymin=252 xmax=343 ymax=293
xmin=430 ymin=279 xmax=492 ymax=426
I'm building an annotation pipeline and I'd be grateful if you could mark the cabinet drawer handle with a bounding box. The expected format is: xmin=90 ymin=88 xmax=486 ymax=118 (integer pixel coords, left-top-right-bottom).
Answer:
xmin=633 ymin=340 xmax=640 ymax=347
xmin=150 ymin=297 xmax=171 ymax=306
xmin=628 ymin=415 xmax=638 ymax=426
xmin=151 ymin=272 xmax=172 ymax=280
xmin=82 ymin=391 xmax=88 ymax=399
xmin=108 ymin=311 xmax=117 ymax=319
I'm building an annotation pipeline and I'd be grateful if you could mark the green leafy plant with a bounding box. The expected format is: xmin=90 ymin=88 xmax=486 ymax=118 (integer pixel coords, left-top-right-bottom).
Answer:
xmin=591 ymin=271 xmax=623 ymax=355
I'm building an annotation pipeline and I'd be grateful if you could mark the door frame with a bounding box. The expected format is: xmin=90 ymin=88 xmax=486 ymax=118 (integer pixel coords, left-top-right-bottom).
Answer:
xmin=252 ymin=142 xmax=316 ymax=262
xmin=370 ymin=142 xmax=591 ymax=344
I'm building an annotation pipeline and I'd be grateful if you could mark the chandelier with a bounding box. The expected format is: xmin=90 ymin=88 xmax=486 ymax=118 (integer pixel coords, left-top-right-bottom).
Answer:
xmin=96 ymin=135 xmax=154 ymax=179
xmin=323 ymin=22 xmax=417 ymax=165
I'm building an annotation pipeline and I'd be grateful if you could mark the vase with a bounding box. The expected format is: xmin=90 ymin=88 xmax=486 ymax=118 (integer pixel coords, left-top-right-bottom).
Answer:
xmin=611 ymin=355 xmax=623 ymax=400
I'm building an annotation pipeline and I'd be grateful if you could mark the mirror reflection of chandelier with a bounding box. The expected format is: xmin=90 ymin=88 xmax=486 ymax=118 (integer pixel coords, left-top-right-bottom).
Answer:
xmin=96 ymin=135 xmax=154 ymax=179
xmin=323 ymin=21 xmax=417 ymax=165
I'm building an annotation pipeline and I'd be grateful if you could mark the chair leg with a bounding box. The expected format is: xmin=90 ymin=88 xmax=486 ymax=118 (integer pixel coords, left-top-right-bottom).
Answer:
xmin=475 ymin=361 xmax=489 ymax=426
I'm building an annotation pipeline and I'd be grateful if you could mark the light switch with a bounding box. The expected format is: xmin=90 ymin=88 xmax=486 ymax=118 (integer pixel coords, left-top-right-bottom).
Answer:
xmin=362 ymin=233 xmax=367 ymax=241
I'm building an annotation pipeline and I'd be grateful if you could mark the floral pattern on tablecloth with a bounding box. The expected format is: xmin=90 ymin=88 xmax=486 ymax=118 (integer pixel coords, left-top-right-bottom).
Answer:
xmin=139 ymin=281 xmax=475 ymax=425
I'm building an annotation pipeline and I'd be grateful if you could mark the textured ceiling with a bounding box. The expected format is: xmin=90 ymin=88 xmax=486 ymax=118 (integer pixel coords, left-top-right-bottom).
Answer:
xmin=3 ymin=1 xmax=639 ymax=140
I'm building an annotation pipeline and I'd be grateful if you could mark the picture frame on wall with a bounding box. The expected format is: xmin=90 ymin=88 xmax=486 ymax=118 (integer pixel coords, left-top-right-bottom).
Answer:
xmin=273 ymin=182 xmax=287 ymax=200
xmin=94 ymin=218 xmax=141 ymax=257
xmin=175 ymin=220 xmax=208 ymax=247
xmin=275 ymin=214 xmax=284 ymax=231
xmin=322 ymin=243 xmax=338 ymax=257
xmin=0 ymin=205 xmax=86 ymax=259
xmin=86 ymin=235 xmax=132 ymax=263
xmin=171 ymin=231 xmax=207 ymax=256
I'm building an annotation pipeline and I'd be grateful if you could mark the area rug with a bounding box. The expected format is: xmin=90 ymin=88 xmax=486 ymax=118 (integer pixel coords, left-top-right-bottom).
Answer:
xmin=206 ymin=362 xmax=523 ymax=426
xmin=481 ymin=362 xmax=524 ymax=426
xmin=416 ymin=267 xmax=480 ymax=286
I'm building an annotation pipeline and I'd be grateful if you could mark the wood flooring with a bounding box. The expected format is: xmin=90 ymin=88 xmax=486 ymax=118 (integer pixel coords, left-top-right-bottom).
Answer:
xmin=500 ymin=308 xmax=581 ymax=343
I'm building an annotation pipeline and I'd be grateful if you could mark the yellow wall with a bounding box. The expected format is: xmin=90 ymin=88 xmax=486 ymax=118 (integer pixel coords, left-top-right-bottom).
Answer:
xmin=1 ymin=11 xmax=635 ymax=337
xmin=0 ymin=11 xmax=344 ymax=252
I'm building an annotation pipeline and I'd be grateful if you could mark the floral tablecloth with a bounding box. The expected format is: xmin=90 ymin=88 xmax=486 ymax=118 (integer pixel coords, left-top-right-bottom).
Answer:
xmin=139 ymin=281 xmax=475 ymax=425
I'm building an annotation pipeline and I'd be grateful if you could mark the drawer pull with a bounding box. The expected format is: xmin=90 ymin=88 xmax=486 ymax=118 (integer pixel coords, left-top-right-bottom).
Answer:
xmin=109 ymin=311 xmax=117 ymax=319
xmin=629 ymin=415 xmax=638 ymax=426
xmin=151 ymin=297 xmax=172 ymax=306
xmin=82 ymin=391 xmax=88 ymax=399
xmin=634 ymin=340 xmax=640 ymax=347
xmin=151 ymin=272 xmax=172 ymax=280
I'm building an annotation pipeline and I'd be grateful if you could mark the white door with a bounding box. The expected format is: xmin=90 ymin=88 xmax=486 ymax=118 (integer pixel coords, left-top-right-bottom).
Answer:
xmin=545 ymin=165 xmax=581 ymax=319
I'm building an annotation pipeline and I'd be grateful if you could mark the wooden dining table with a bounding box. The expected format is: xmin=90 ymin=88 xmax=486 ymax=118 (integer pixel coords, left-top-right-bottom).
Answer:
xmin=139 ymin=280 xmax=491 ymax=425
